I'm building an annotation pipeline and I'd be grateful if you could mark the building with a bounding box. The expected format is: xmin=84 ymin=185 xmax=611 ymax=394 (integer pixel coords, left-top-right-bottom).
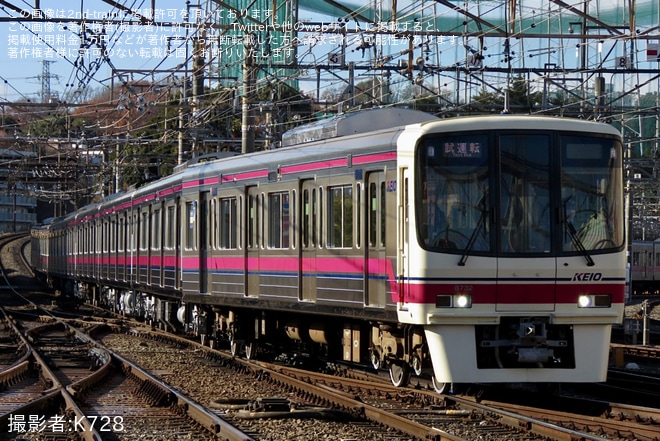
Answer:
xmin=0 ymin=149 xmax=37 ymax=232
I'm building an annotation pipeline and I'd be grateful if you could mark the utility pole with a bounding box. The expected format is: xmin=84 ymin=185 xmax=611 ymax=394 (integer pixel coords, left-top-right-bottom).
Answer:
xmin=178 ymin=78 xmax=186 ymax=165
xmin=191 ymin=30 xmax=206 ymax=157
xmin=242 ymin=34 xmax=257 ymax=154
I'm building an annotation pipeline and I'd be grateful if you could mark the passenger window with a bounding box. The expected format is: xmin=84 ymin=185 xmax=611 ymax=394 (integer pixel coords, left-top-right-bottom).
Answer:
xmin=248 ymin=194 xmax=256 ymax=249
xmin=165 ymin=206 xmax=175 ymax=250
xmin=327 ymin=184 xmax=353 ymax=248
xmin=268 ymin=191 xmax=289 ymax=249
xmin=369 ymin=182 xmax=377 ymax=247
xmin=152 ymin=209 xmax=160 ymax=251
xmin=220 ymin=197 xmax=237 ymax=249
xmin=185 ymin=201 xmax=197 ymax=250
xmin=303 ymin=189 xmax=310 ymax=248
xmin=140 ymin=212 xmax=149 ymax=251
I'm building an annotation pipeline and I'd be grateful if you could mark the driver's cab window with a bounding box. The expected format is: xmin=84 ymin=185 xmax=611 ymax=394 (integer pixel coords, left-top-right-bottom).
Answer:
xmin=418 ymin=135 xmax=490 ymax=252
xmin=499 ymin=134 xmax=551 ymax=254
xmin=561 ymin=136 xmax=623 ymax=252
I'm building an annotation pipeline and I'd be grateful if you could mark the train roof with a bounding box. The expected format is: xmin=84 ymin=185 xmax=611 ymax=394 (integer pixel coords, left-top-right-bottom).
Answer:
xmin=281 ymin=107 xmax=438 ymax=147
xmin=184 ymin=121 xmax=411 ymax=184
xmin=419 ymin=114 xmax=622 ymax=136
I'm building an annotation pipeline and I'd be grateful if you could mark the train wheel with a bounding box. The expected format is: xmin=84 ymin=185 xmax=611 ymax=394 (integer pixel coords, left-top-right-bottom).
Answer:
xmin=370 ymin=350 xmax=381 ymax=370
xmin=432 ymin=376 xmax=450 ymax=394
xmin=230 ymin=338 xmax=240 ymax=357
xmin=244 ymin=341 xmax=257 ymax=360
xmin=411 ymin=354 xmax=423 ymax=376
xmin=388 ymin=361 xmax=410 ymax=387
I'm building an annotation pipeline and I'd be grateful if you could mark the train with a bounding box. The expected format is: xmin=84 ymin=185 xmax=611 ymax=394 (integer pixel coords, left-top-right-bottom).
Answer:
xmin=31 ymin=107 xmax=626 ymax=390
xmin=629 ymin=240 xmax=660 ymax=295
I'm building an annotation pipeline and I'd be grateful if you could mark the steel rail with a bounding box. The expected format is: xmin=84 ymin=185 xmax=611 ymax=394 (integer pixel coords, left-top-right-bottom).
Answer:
xmin=109 ymin=349 xmax=257 ymax=441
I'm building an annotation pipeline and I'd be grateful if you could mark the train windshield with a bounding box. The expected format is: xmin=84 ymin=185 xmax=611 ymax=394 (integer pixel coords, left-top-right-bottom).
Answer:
xmin=417 ymin=130 xmax=624 ymax=256
xmin=560 ymin=135 xmax=624 ymax=252
xmin=418 ymin=134 xmax=491 ymax=252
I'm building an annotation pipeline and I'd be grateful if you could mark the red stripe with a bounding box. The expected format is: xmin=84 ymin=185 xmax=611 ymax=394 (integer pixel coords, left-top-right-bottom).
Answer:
xmin=404 ymin=282 xmax=625 ymax=305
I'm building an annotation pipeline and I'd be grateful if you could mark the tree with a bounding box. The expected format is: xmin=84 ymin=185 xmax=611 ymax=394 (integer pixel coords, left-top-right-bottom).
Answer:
xmin=471 ymin=88 xmax=504 ymax=111
xmin=470 ymin=75 xmax=542 ymax=113
xmin=506 ymin=75 xmax=543 ymax=111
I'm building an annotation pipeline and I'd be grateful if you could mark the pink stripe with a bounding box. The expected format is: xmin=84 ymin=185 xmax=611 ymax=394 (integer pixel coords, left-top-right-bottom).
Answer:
xmin=247 ymin=257 xmax=259 ymax=270
xmin=134 ymin=195 xmax=155 ymax=205
xmin=280 ymin=158 xmax=348 ymax=175
xmin=352 ymin=151 xmax=396 ymax=164
xmin=159 ymin=185 xmax=182 ymax=197
xmin=315 ymin=257 xmax=365 ymax=273
xmin=221 ymin=169 xmax=269 ymax=183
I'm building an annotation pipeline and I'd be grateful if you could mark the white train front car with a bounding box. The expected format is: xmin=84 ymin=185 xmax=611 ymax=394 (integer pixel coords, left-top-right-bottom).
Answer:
xmin=397 ymin=116 xmax=625 ymax=384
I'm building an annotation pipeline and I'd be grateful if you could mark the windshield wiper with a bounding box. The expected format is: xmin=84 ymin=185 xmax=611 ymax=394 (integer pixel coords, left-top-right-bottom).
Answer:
xmin=562 ymin=211 xmax=595 ymax=267
xmin=458 ymin=194 xmax=488 ymax=266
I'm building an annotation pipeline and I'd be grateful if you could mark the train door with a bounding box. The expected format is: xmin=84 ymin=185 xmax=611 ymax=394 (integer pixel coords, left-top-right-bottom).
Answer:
xmin=101 ymin=220 xmax=108 ymax=280
xmin=73 ymin=226 xmax=79 ymax=278
xmin=117 ymin=214 xmax=124 ymax=282
xmin=398 ymin=168 xmax=410 ymax=308
xmin=300 ymin=180 xmax=317 ymax=302
xmin=139 ymin=206 xmax=149 ymax=285
xmin=111 ymin=215 xmax=117 ymax=281
xmin=130 ymin=210 xmax=138 ymax=286
xmin=366 ymin=171 xmax=387 ymax=308
xmin=153 ymin=203 xmax=163 ymax=287
xmin=496 ymin=133 xmax=555 ymax=311
xmin=147 ymin=206 xmax=153 ymax=285
xmin=157 ymin=203 xmax=164 ymax=287
xmin=246 ymin=186 xmax=260 ymax=297
xmin=94 ymin=219 xmax=100 ymax=280
xmin=175 ymin=198 xmax=181 ymax=290
xmin=199 ymin=191 xmax=209 ymax=294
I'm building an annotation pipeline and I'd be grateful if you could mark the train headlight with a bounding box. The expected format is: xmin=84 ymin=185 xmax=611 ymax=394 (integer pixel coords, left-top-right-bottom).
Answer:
xmin=455 ymin=294 xmax=471 ymax=308
xmin=578 ymin=295 xmax=591 ymax=308
xmin=577 ymin=294 xmax=611 ymax=308
xmin=435 ymin=294 xmax=472 ymax=308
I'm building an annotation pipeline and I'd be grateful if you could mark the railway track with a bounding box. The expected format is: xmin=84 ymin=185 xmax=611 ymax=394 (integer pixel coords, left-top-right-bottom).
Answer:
xmin=464 ymin=396 xmax=660 ymax=441
xmin=0 ymin=236 xmax=258 ymax=441
xmin=0 ymin=315 xmax=257 ymax=440
xmin=0 ymin=233 xmax=36 ymax=291
xmin=95 ymin=324 xmax=660 ymax=441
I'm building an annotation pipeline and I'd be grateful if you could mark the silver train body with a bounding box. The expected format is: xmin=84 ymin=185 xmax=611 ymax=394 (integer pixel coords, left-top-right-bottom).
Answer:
xmin=32 ymin=108 xmax=626 ymax=387
xmin=629 ymin=240 xmax=660 ymax=294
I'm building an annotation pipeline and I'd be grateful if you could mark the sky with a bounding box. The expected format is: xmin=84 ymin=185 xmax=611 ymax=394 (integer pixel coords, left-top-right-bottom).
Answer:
xmin=0 ymin=0 xmax=199 ymax=103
